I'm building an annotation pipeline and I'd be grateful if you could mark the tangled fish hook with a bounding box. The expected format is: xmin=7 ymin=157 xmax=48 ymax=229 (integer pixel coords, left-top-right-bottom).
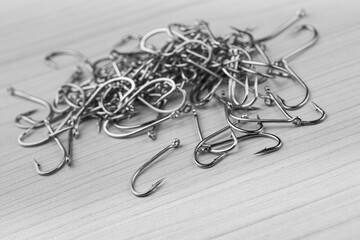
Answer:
xmin=33 ymin=119 xmax=70 ymax=176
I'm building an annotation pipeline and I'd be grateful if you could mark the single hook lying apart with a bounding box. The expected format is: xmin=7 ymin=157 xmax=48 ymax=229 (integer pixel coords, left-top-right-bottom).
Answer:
xmin=130 ymin=138 xmax=180 ymax=197
xmin=34 ymin=119 xmax=69 ymax=176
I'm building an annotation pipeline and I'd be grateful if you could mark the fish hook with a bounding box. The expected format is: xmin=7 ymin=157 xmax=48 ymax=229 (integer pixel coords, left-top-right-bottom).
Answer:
xmin=256 ymin=8 xmax=306 ymax=42
xmin=130 ymin=138 xmax=180 ymax=197
xmin=33 ymin=119 xmax=69 ymax=176
xmin=264 ymin=87 xmax=326 ymax=126
xmin=271 ymin=24 xmax=319 ymax=110
xmin=193 ymin=124 xmax=238 ymax=169
xmin=8 ymin=87 xmax=53 ymax=129
xmin=192 ymin=107 xmax=242 ymax=152
xmin=275 ymin=24 xmax=319 ymax=63
xmin=209 ymin=132 xmax=282 ymax=155
xmin=231 ymin=87 xmax=326 ymax=126
xmin=214 ymin=93 xmax=263 ymax=134
xmin=45 ymin=49 xmax=94 ymax=75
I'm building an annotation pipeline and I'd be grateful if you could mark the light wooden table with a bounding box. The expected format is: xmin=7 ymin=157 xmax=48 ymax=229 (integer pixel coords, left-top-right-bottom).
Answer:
xmin=1 ymin=0 xmax=360 ymax=239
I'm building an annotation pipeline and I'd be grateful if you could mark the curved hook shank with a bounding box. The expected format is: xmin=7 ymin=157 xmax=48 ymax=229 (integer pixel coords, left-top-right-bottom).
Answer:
xmin=130 ymin=138 xmax=180 ymax=197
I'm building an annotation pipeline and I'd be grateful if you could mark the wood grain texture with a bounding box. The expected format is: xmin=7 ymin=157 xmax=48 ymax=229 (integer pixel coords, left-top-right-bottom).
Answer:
xmin=1 ymin=0 xmax=360 ymax=239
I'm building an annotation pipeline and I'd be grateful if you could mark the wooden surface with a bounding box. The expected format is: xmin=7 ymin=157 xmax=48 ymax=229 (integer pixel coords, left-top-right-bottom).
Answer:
xmin=1 ymin=0 xmax=360 ymax=239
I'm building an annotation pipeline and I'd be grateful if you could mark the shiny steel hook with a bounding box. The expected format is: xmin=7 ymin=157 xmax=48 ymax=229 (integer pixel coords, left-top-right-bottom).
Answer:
xmin=192 ymin=107 xmax=242 ymax=151
xmin=18 ymin=110 xmax=74 ymax=147
xmin=209 ymin=132 xmax=282 ymax=155
xmin=193 ymin=124 xmax=238 ymax=169
xmin=139 ymin=28 xmax=173 ymax=55
xmin=190 ymin=78 xmax=223 ymax=107
xmin=256 ymin=8 xmax=306 ymax=42
xmin=269 ymin=84 xmax=326 ymax=125
xmin=18 ymin=125 xmax=72 ymax=147
xmin=45 ymin=49 xmax=94 ymax=75
xmin=15 ymin=109 xmax=40 ymax=128
xmin=130 ymin=138 xmax=180 ymax=197
xmin=103 ymin=103 xmax=188 ymax=139
xmin=8 ymin=87 xmax=53 ymax=129
xmin=231 ymin=87 xmax=326 ymax=126
xmin=33 ymin=119 xmax=69 ymax=176
xmin=276 ymin=24 xmax=319 ymax=63
xmin=111 ymin=33 xmax=142 ymax=55
xmin=214 ymin=93 xmax=263 ymax=134
xmin=270 ymin=24 xmax=319 ymax=110
xmin=274 ymin=59 xmax=310 ymax=110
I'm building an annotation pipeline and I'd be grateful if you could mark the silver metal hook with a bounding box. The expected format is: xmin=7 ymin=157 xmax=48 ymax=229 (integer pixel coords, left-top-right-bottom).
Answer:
xmin=209 ymin=132 xmax=282 ymax=155
xmin=256 ymin=8 xmax=306 ymax=42
xmin=45 ymin=49 xmax=94 ymax=75
xmin=265 ymin=87 xmax=326 ymax=126
xmin=18 ymin=125 xmax=72 ymax=147
xmin=104 ymin=108 xmax=184 ymax=139
xmin=33 ymin=119 xmax=69 ymax=176
xmin=111 ymin=33 xmax=142 ymax=55
xmin=193 ymin=123 xmax=238 ymax=169
xmin=274 ymin=59 xmax=310 ymax=110
xmin=8 ymin=87 xmax=53 ymax=129
xmin=276 ymin=24 xmax=319 ymax=63
xmin=192 ymin=106 xmax=242 ymax=150
xmin=15 ymin=109 xmax=40 ymax=129
xmin=139 ymin=28 xmax=173 ymax=55
xmin=231 ymin=87 xmax=326 ymax=126
xmin=130 ymin=138 xmax=180 ymax=197
xmin=190 ymin=78 xmax=223 ymax=107
xmin=214 ymin=93 xmax=264 ymax=134
xmin=269 ymin=24 xmax=319 ymax=110
xmin=296 ymin=102 xmax=326 ymax=126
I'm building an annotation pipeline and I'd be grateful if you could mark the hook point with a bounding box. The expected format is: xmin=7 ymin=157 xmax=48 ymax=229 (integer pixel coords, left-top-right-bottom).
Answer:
xmin=33 ymin=159 xmax=40 ymax=167
xmin=311 ymin=101 xmax=321 ymax=111
xmin=155 ymin=177 xmax=165 ymax=187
